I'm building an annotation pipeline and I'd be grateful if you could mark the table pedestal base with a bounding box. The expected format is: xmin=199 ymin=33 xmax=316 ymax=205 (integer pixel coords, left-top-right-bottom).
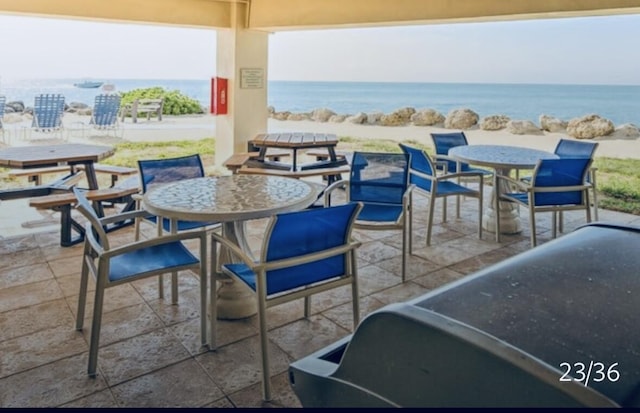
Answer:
xmin=483 ymin=169 xmax=523 ymax=234
xmin=213 ymin=221 xmax=257 ymax=320
xmin=216 ymin=279 xmax=257 ymax=319
xmin=482 ymin=205 xmax=522 ymax=234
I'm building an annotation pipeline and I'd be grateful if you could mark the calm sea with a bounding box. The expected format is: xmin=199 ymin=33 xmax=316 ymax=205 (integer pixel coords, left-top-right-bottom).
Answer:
xmin=1 ymin=78 xmax=638 ymax=125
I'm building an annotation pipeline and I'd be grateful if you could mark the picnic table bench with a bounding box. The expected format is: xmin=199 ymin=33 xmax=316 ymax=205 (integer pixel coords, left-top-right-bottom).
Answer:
xmin=28 ymin=176 xmax=140 ymax=247
xmin=237 ymin=164 xmax=350 ymax=179
xmin=9 ymin=163 xmax=138 ymax=187
xmin=223 ymin=150 xmax=290 ymax=174
xmin=120 ymin=98 xmax=164 ymax=123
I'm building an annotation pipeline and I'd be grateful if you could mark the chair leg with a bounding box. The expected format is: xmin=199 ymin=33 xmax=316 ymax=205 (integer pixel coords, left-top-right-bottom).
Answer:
xmin=494 ymin=176 xmax=501 ymax=243
xmin=88 ymin=278 xmax=106 ymax=377
xmin=75 ymin=252 xmax=91 ymax=331
xmin=427 ymin=195 xmax=437 ymax=246
xmin=529 ymin=206 xmax=537 ymax=248
xmin=591 ymin=175 xmax=599 ymax=221
xmin=477 ymin=191 xmax=483 ymax=240
xmin=408 ymin=192 xmax=413 ymax=254
xmin=585 ymin=190 xmax=592 ymax=224
xmin=552 ymin=211 xmax=558 ymax=238
xmin=350 ymin=251 xmax=360 ymax=329
xmin=199 ymin=235 xmax=208 ymax=348
xmin=209 ymin=238 xmax=219 ymax=350
xmin=558 ymin=211 xmax=564 ymax=234
xmin=156 ymin=222 xmax=165 ymax=300
xmin=256 ymin=274 xmax=272 ymax=402
xmin=442 ymin=197 xmax=448 ymax=223
xmin=401 ymin=218 xmax=407 ymax=283
xmin=304 ymin=296 xmax=311 ymax=318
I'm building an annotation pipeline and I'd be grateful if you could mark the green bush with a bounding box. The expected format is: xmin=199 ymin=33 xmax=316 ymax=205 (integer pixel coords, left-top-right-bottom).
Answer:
xmin=120 ymin=87 xmax=204 ymax=116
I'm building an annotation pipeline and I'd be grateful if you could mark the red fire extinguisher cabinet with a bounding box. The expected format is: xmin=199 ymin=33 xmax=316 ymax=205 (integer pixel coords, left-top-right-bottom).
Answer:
xmin=211 ymin=77 xmax=228 ymax=115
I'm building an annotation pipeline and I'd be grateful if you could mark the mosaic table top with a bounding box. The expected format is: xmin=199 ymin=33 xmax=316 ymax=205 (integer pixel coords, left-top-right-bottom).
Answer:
xmin=449 ymin=145 xmax=558 ymax=170
xmin=142 ymin=175 xmax=319 ymax=222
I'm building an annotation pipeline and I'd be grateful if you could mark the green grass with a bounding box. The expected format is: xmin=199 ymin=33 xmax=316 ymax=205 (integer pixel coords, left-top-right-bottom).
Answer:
xmin=2 ymin=136 xmax=640 ymax=216
xmin=593 ymin=157 xmax=640 ymax=214
xmin=102 ymin=138 xmax=215 ymax=168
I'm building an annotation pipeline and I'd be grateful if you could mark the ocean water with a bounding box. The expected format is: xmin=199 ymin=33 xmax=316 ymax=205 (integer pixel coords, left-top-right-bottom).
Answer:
xmin=1 ymin=78 xmax=638 ymax=126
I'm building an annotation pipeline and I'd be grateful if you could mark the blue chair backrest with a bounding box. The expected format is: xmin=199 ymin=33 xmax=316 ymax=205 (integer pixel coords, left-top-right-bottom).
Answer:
xmin=399 ymin=143 xmax=436 ymax=192
xmin=349 ymin=152 xmax=409 ymax=205
xmin=532 ymin=158 xmax=591 ymax=206
xmin=92 ymin=94 xmax=121 ymax=127
xmin=554 ymin=138 xmax=598 ymax=159
xmin=263 ymin=202 xmax=360 ymax=295
xmin=137 ymin=154 xmax=205 ymax=193
xmin=32 ymin=94 xmax=65 ymax=128
xmin=430 ymin=132 xmax=469 ymax=172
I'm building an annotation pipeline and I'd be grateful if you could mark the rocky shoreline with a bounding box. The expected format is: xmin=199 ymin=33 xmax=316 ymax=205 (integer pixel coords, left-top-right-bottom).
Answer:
xmin=3 ymin=98 xmax=638 ymax=141
xmin=269 ymin=106 xmax=640 ymax=140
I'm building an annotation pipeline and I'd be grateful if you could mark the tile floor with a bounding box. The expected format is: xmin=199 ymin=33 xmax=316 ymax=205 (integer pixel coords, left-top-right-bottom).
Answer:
xmin=1 ymin=188 xmax=639 ymax=408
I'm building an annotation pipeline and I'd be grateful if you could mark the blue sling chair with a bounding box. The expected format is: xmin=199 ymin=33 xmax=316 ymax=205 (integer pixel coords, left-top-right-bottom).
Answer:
xmin=520 ymin=138 xmax=599 ymax=230
xmin=399 ymin=143 xmax=484 ymax=248
xmin=209 ymin=202 xmax=363 ymax=402
xmin=73 ymin=187 xmax=208 ymax=378
xmin=134 ymin=154 xmax=220 ymax=303
xmin=496 ymin=157 xmax=593 ymax=247
xmin=322 ymin=151 xmax=414 ymax=282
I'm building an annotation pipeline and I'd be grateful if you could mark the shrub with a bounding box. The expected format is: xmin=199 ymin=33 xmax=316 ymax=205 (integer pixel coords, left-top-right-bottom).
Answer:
xmin=120 ymin=87 xmax=204 ymax=115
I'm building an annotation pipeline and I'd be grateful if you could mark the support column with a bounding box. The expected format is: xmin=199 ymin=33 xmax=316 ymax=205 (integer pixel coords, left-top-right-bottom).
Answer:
xmin=214 ymin=5 xmax=269 ymax=170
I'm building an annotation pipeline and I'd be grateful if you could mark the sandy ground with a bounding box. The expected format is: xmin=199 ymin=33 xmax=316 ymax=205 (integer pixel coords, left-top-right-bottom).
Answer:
xmin=2 ymin=112 xmax=638 ymax=158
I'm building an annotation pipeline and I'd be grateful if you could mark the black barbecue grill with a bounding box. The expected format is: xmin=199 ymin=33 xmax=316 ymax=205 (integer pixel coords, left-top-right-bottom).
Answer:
xmin=289 ymin=223 xmax=640 ymax=407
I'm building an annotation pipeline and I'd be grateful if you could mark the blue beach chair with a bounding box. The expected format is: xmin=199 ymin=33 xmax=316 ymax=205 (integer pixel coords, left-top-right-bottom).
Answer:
xmin=87 ymin=94 xmax=123 ymax=138
xmin=28 ymin=93 xmax=66 ymax=140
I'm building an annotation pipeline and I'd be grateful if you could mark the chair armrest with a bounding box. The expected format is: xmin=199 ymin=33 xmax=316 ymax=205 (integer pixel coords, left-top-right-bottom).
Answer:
xmin=323 ymin=179 xmax=348 ymax=206
xmin=496 ymin=174 xmax=529 ymax=191
xmin=103 ymin=228 xmax=207 ymax=259
xmin=97 ymin=209 xmax=153 ymax=226
xmin=432 ymin=158 xmax=450 ymax=174
xmin=531 ymin=184 xmax=592 ymax=194
xmin=438 ymin=171 xmax=484 ymax=181
xmin=408 ymin=168 xmax=437 ymax=183
xmin=209 ymin=232 xmax=256 ymax=269
xmin=403 ymin=184 xmax=416 ymax=207
xmin=262 ymin=242 xmax=362 ymax=272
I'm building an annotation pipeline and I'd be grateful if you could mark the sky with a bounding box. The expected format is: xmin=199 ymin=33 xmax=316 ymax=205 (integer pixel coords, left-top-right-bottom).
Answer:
xmin=0 ymin=13 xmax=639 ymax=85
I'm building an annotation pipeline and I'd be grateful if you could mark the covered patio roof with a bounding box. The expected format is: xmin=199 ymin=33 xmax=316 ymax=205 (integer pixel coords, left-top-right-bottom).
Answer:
xmin=0 ymin=0 xmax=639 ymax=30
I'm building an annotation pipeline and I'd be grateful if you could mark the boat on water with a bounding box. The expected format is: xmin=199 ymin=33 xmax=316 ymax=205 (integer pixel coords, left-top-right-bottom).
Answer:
xmin=74 ymin=80 xmax=104 ymax=89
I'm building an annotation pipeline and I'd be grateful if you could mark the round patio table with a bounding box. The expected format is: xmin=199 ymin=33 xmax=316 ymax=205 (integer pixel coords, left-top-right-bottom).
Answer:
xmin=449 ymin=144 xmax=558 ymax=234
xmin=142 ymin=174 xmax=319 ymax=325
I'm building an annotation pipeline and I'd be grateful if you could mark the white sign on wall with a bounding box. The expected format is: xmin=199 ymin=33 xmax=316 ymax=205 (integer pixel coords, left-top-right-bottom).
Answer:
xmin=240 ymin=68 xmax=264 ymax=89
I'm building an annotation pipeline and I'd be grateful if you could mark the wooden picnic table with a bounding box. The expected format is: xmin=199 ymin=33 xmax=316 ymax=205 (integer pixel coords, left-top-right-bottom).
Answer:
xmin=246 ymin=132 xmax=348 ymax=184
xmin=0 ymin=143 xmax=115 ymax=200
xmin=248 ymin=132 xmax=347 ymax=171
